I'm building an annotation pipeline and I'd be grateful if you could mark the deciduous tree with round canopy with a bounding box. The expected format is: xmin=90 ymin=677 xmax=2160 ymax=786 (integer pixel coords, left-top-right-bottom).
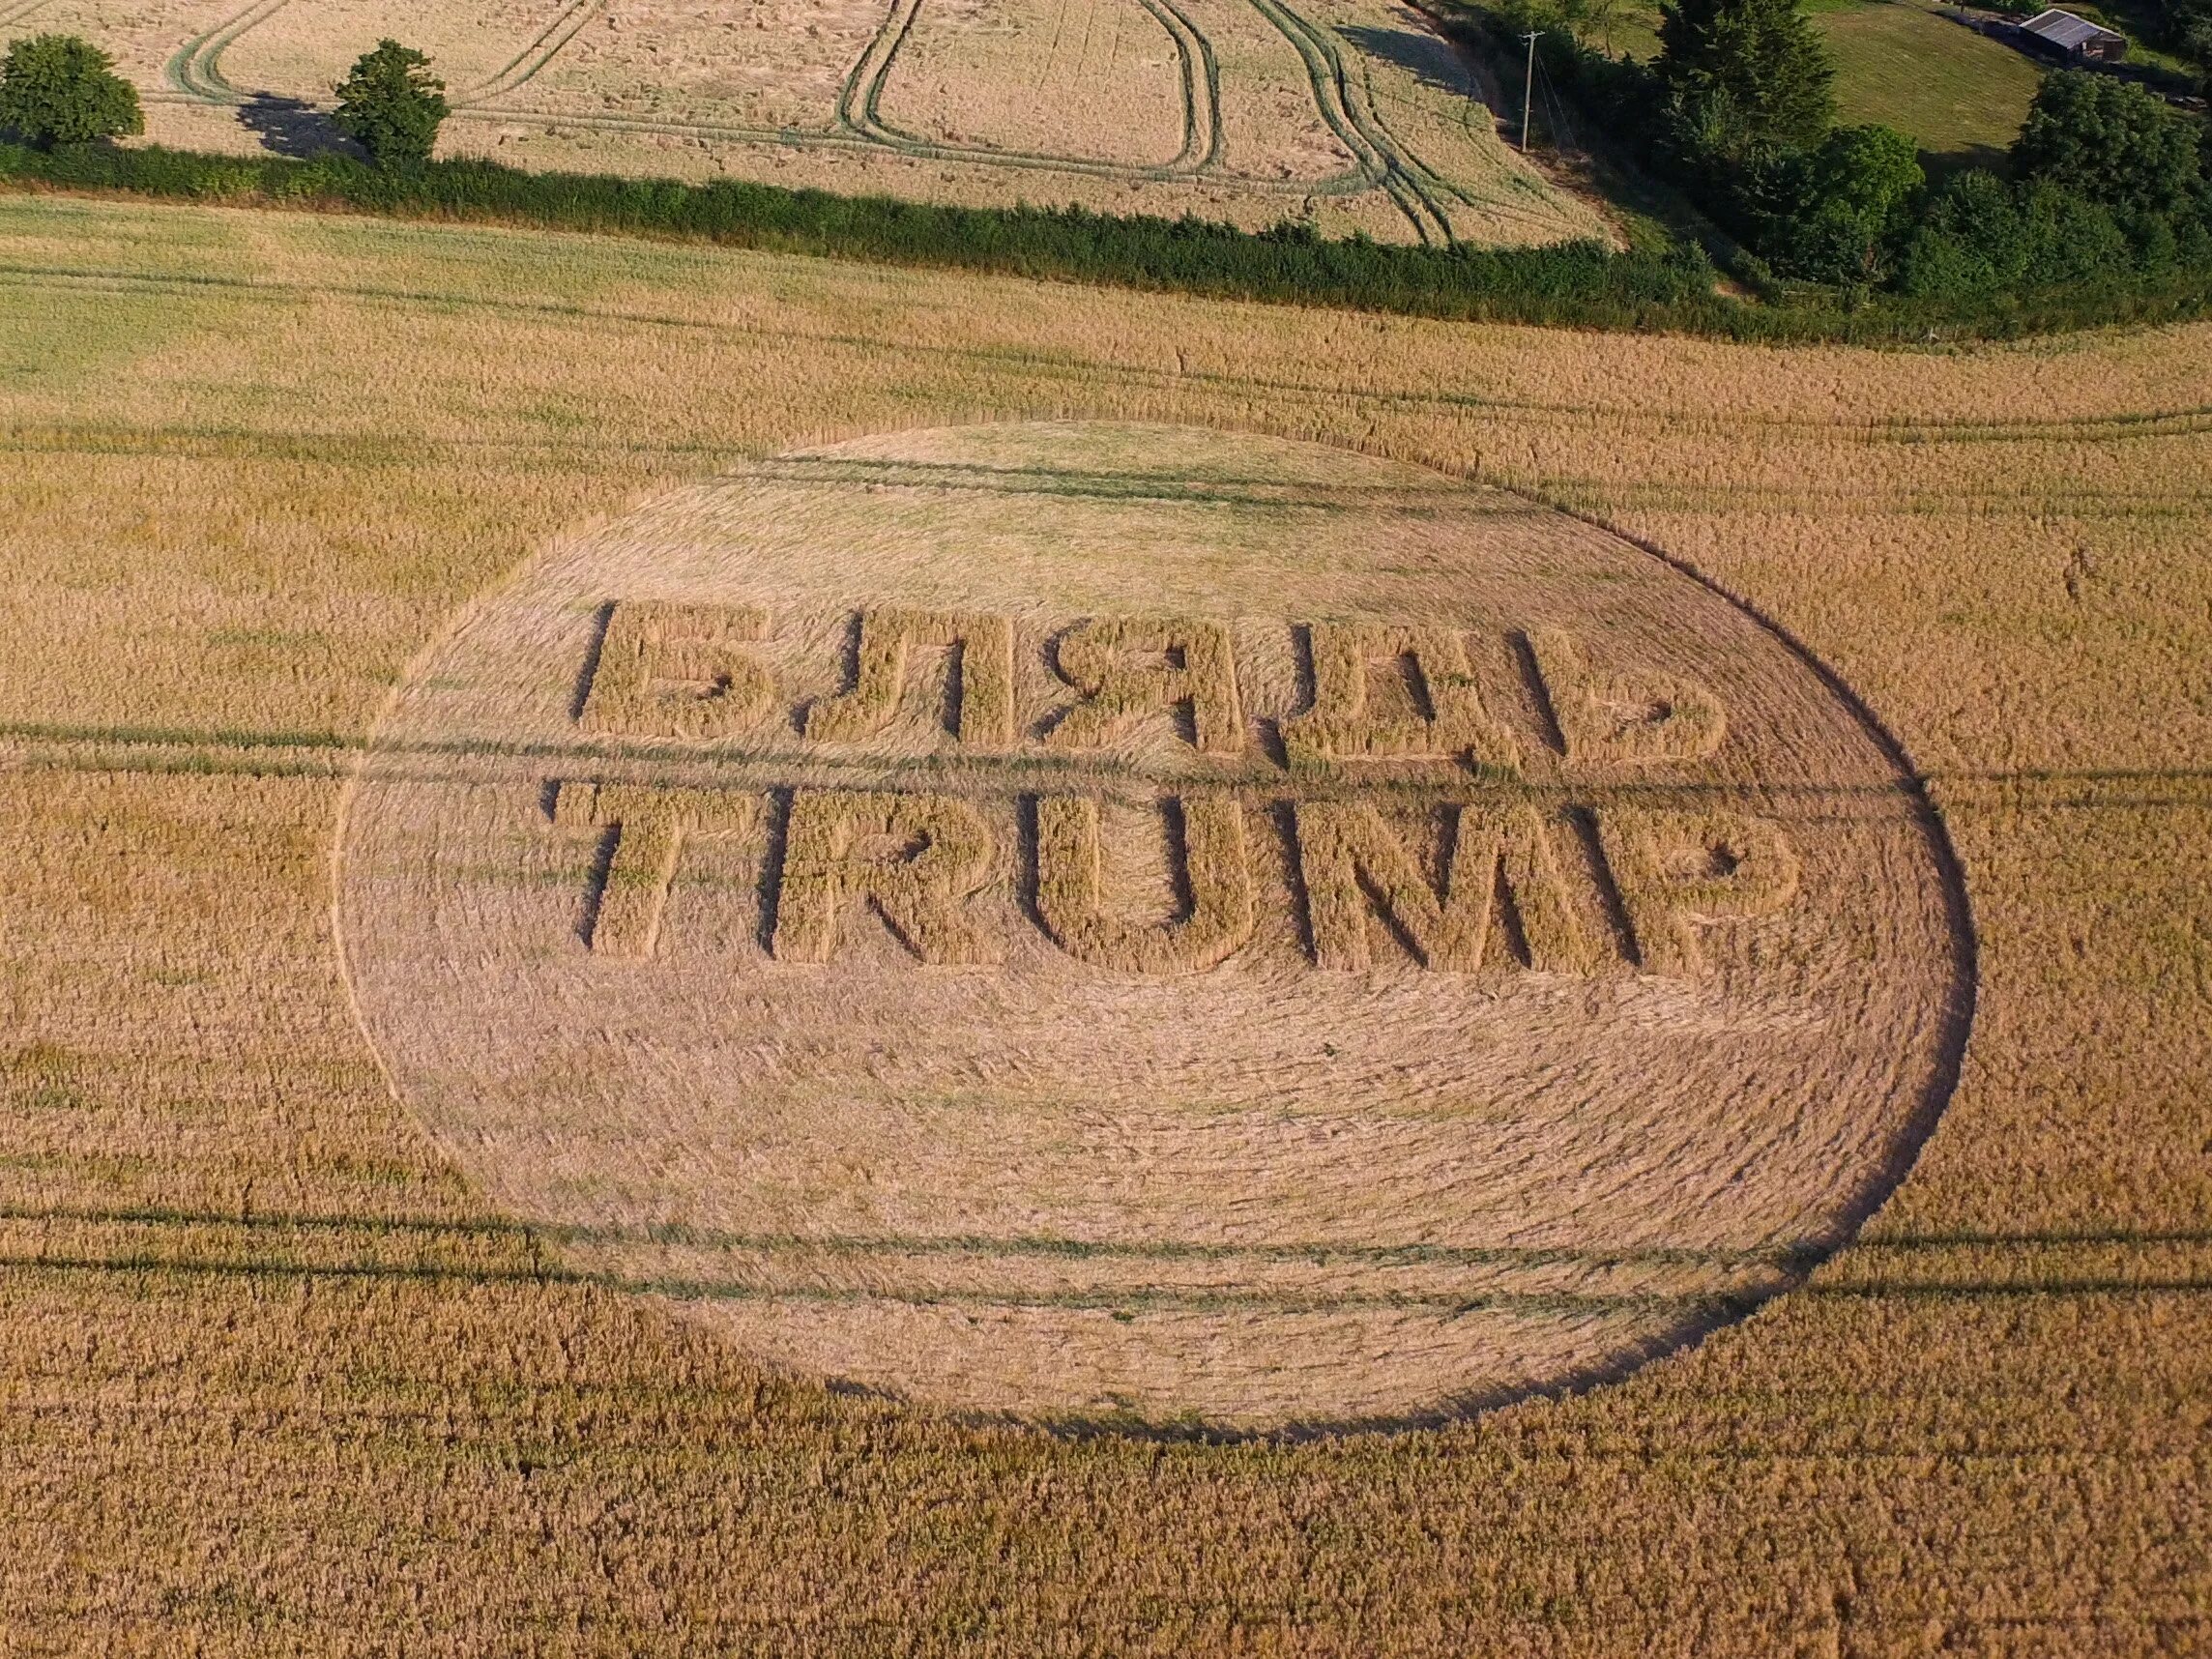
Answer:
xmin=333 ymin=40 xmax=448 ymax=169
xmin=2012 ymin=70 xmax=2201 ymax=218
xmin=0 ymin=34 xmax=142 ymax=150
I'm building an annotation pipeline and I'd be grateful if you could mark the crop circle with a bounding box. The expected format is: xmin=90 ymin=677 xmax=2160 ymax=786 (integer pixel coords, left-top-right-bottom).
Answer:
xmin=336 ymin=422 xmax=1970 ymax=1433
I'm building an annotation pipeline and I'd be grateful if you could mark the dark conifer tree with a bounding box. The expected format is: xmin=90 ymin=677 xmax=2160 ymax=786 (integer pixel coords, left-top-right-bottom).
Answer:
xmin=1656 ymin=0 xmax=1836 ymax=152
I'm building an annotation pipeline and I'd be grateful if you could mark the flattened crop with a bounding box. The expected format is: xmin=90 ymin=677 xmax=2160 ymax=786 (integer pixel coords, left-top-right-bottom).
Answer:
xmin=335 ymin=422 xmax=1972 ymax=1432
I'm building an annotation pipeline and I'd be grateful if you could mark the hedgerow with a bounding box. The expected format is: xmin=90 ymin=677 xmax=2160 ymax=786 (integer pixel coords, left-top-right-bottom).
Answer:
xmin=11 ymin=137 xmax=2212 ymax=337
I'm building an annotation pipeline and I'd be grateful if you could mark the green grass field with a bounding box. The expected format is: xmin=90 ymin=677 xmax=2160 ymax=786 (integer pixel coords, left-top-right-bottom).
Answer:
xmin=1572 ymin=0 xmax=2045 ymax=165
xmin=1817 ymin=1 xmax=2046 ymax=166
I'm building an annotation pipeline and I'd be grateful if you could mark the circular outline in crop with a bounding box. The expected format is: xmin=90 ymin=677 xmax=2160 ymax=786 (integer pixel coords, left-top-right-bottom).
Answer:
xmin=332 ymin=421 xmax=1980 ymax=1441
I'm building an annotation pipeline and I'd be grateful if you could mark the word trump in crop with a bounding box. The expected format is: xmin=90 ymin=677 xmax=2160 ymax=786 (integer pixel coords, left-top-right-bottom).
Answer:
xmin=574 ymin=601 xmax=1731 ymax=771
xmin=544 ymin=782 xmax=1799 ymax=980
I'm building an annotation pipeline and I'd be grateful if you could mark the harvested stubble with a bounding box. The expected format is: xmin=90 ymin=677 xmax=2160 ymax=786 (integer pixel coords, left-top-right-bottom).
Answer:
xmin=0 ymin=194 xmax=2207 ymax=1654
xmin=873 ymin=0 xmax=1191 ymax=167
xmin=209 ymin=0 xmax=571 ymax=103
xmin=15 ymin=0 xmax=1613 ymax=246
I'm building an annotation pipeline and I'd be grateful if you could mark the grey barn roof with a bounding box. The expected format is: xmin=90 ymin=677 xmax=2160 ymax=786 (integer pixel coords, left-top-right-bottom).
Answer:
xmin=2020 ymin=8 xmax=2126 ymax=48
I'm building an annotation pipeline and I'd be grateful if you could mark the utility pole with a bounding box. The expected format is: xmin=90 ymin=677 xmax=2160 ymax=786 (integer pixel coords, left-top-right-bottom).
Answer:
xmin=1520 ymin=30 xmax=1539 ymax=151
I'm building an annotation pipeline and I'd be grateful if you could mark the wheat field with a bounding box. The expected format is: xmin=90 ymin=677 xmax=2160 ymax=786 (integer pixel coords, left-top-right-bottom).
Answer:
xmin=0 ymin=0 xmax=1610 ymax=245
xmin=0 ymin=192 xmax=2208 ymax=1650
xmin=335 ymin=421 xmax=1965 ymax=1430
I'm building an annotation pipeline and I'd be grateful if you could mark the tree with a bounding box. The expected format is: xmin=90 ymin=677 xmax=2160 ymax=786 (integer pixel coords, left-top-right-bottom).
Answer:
xmin=0 ymin=34 xmax=143 ymax=150
xmin=1655 ymin=0 xmax=1836 ymax=153
xmin=1898 ymin=169 xmax=2136 ymax=297
xmin=2156 ymin=0 xmax=2212 ymax=66
xmin=1768 ymin=123 xmax=1924 ymax=284
xmin=2011 ymin=71 xmax=2200 ymax=217
xmin=333 ymin=39 xmax=447 ymax=168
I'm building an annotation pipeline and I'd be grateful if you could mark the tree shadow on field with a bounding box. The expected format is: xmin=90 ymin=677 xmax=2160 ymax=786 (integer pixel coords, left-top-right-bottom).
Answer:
xmin=1338 ymin=23 xmax=1483 ymax=101
xmin=1920 ymin=142 xmax=2012 ymax=187
xmin=237 ymin=93 xmax=356 ymax=160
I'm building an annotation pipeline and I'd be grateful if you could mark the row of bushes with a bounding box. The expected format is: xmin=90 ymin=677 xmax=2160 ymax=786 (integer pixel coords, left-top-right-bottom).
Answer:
xmin=0 ymin=138 xmax=1741 ymax=324
xmin=12 ymin=134 xmax=2212 ymax=339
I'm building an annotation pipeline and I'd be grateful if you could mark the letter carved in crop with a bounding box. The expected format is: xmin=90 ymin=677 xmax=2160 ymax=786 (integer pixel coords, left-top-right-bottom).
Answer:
xmin=1528 ymin=628 xmax=1726 ymax=766
xmin=805 ymin=610 xmax=1015 ymax=747
xmin=1045 ymin=617 xmax=1243 ymax=755
xmin=1595 ymin=809 xmax=1800 ymax=976
xmin=579 ymin=602 xmax=775 ymax=739
xmin=552 ymin=781 xmax=762 ymax=959
xmin=1295 ymin=800 xmax=1595 ymax=973
xmin=1282 ymin=625 xmax=1519 ymax=772
xmin=1034 ymin=792 xmax=1255 ymax=974
xmin=773 ymin=790 xmax=998 ymax=964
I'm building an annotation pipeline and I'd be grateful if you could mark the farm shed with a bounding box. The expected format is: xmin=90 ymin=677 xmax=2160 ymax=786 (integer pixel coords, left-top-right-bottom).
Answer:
xmin=2017 ymin=8 xmax=2128 ymax=60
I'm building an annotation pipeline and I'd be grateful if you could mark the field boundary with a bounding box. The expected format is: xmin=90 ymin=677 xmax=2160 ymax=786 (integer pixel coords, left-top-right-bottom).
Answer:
xmin=13 ymin=138 xmax=2212 ymax=338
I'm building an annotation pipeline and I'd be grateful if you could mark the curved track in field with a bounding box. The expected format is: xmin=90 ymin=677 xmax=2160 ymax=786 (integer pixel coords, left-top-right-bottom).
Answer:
xmin=166 ymin=0 xmax=290 ymax=102
xmin=164 ymin=0 xmax=606 ymax=107
xmin=840 ymin=0 xmax=1222 ymax=177
xmin=100 ymin=0 xmax=1550 ymax=243
xmin=452 ymin=0 xmax=609 ymax=106
xmin=1350 ymin=51 xmax=1588 ymax=243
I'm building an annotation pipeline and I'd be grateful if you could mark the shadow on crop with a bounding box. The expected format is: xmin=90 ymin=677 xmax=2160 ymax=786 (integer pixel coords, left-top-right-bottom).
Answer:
xmin=238 ymin=93 xmax=356 ymax=161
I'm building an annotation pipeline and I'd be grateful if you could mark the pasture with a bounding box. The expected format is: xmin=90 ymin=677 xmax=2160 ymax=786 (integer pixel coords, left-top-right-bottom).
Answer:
xmin=0 ymin=0 xmax=1613 ymax=244
xmin=1557 ymin=0 xmax=2045 ymax=167
xmin=1817 ymin=0 xmax=2044 ymax=167
xmin=0 ymin=190 xmax=2206 ymax=1650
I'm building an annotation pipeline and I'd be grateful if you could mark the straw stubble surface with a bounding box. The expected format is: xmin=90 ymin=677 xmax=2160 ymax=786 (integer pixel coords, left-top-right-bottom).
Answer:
xmin=0 ymin=0 xmax=1609 ymax=245
xmin=0 ymin=195 xmax=2208 ymax=1650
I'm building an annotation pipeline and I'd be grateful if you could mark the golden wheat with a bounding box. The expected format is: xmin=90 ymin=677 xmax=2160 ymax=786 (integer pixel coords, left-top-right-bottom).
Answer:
xmin=1033 ymin=790 xmax=1256 ymax=973
xmin=804 ymin=609 xmax=1016 ymax=748
xmin=1044 ymin=616 xmax=1245 ymax=757
xmin=1525 ymin=625 xmax=1728 ymax=767
xmin=1281 ymin=622 xmax=1522 ymax=772
xmin=579 ymin=601 xmax=778 ymax=740
xmin=48 ymin=0 xmax=1612 ymax=246
xmin=1594 ymin=808 xmax=1803 ymax=978
xmin=772 ymin=788 xmax=1000 ymax=964
xmin=0 ymin=193 xmax=2205 ymax=1653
